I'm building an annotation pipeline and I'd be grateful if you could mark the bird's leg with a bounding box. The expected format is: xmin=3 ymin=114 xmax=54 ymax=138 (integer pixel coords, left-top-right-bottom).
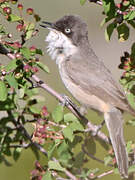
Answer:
xmin=60 ymin=94 xmax=79 ymax=109
xmin=60 ymin=94 xmax=86 ymax=116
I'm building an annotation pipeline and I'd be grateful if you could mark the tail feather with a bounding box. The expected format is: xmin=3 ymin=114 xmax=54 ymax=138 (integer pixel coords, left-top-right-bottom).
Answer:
xmin=104 ymin=107 xmax=128 ymax=178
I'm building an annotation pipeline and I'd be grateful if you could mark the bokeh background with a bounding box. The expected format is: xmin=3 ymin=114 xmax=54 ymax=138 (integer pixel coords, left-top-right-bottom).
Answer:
xmin=0 ymin=0 xmax=135 ymax=179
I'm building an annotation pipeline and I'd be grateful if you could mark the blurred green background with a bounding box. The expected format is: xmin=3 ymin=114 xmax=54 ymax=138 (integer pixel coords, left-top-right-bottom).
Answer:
xmin=0 ymin=0 xmax=135 ymax=179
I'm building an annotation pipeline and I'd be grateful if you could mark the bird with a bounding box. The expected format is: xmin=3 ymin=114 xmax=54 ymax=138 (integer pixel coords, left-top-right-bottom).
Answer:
xmin=40 ymin=15 xmax=135 ymax=178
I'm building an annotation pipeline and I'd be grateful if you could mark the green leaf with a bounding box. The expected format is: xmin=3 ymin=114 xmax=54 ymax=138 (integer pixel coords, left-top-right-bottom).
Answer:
xmin=36 ymin=61 xmax=50 ymax=73
xmin=128 ymin=11 xmax=135 ymax=20
xmin=104 ymin=155 xmax=112 ymax=166
xmin=124 ymin=11 xmax=135 ymax=21
xmin=126 ymin=141 xmax=133 ymax=153
xmin=29 ymin=105 xmax=41 ymax=114
xmin=62 ymin=126 xmax=74 ymax=142
xmin=0 ymin=80 xmax=8 ymax=101
xmin=102 ymin=0 xmax=115 ymax=17
xmin=0 ymin=98 xmax=15 ymax=110
xmin=5 ymin=74 xmax=18 ymax=90
xmin=127 ymin=93 xmax=135 ymax=109
xmin=52 ymin=105 xmax=63 ymax=123
xmin=117 ymin=23 xmax=129 ymax=42
xmin=105 ymin=23 xmax=116 ymax=42
xmin=48 ymin=141 xmax=60 ymax=159
xmin=80 ymin=0 xmax=86 ymax=5
xmin=48 ymin=160 xmax=65 ymax=172
xmin=42 ymin=171 xmax=52 ymax=180
xmin=25 ymin=23 xmax=35 ymax=40
xmin=57 ymin=141 xmax=72 ymax=164
xmin=64 ymin=113 xmax=78 ymax=123
xmin=8 ymin=14 xmax=22 ymax=22
xmin=128 ymin=119 xmax=135 ymax=126
xmin=18 ymin=88 xmax=25 ymax=98
xmin=70 ymin=122 xmax=84 ymax=131
xmin=20 ymin=47 xmax=31 ymax=59
xmin=5 ymin=59 xmax=17 ymax=71
xmin=36 ymin=49 xmax=43 ymax=55
xmin=13 ymin=147 xmax=22 ymax=161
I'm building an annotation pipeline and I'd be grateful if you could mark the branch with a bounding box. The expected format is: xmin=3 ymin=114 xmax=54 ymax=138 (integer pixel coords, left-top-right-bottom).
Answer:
xmin=6 ymin=52 xmax=110 ymax=144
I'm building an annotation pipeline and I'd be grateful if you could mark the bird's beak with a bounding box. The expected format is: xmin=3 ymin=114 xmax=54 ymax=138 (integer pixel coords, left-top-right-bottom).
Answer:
xmin=40 ymin=21 xmax=56 ymax=30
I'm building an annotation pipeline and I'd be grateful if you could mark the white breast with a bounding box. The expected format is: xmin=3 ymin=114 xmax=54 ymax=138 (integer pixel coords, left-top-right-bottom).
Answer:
xmin=45 ymin=29 xmax=77 ymax=65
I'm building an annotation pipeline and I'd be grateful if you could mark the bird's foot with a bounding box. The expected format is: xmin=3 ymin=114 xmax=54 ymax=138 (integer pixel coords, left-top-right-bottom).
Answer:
xmin=91 ymin=120 xmax=105 ymax=136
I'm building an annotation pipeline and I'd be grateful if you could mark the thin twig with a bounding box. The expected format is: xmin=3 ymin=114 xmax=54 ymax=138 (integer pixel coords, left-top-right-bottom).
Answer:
xmin=82 ymin=144 xmax=113 ymax=167
xmin=8 ymin=143 xmax=30 ymax=148
xmin=95 ymin=170 xmax=114 ymax=179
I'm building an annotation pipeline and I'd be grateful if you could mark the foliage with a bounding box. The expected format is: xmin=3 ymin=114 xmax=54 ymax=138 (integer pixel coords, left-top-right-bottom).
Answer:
xmin=0 ymin=0 xmax=135 ymax=180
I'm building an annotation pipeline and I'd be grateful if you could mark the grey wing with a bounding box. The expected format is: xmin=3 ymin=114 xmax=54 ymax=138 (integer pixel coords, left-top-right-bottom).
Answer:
xmin=66 ymin=58 xmax=129 ymax=111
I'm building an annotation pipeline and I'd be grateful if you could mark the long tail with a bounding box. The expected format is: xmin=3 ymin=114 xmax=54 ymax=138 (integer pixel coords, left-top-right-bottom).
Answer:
xmin=104 ymin=107 xmax=128 ymax=178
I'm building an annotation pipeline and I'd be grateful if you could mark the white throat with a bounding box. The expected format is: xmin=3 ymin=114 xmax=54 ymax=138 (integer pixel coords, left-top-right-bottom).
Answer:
xmin=45 ymin=29 xmax=77 ymax=65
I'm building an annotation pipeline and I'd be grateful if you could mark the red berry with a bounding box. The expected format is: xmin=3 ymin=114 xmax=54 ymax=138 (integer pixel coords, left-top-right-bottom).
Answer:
xmin=17 ymin=4 xmax=23 ymax=10
xmin=13 ymin=42 xmax=22 ymax=48
xmin=26 ymin=8 xmax=34 ymax=15
xmin=29 ymin=45 xmax=36 ymax=52
xmin=23 ymin=64 xmax=31 ymax=72
xmin=116 ymin=3 xmax=121 ymax=8
xmin=16 ymin=24 xmax=23 ymax=31
xmin=3 ymin=7 xmax=12 ymax=15
xmin=123 ymin=65 xmax=130 ymax=71
xmin=32 ymin=67 xmax=39 ymax=73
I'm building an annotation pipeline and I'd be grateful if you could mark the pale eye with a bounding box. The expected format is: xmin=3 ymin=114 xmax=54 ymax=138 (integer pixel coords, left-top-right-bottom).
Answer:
xmin=64 ymin=28 xmax=71 ymax=34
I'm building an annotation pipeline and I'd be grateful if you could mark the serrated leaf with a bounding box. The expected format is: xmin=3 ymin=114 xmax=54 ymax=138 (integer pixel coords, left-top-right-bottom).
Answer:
xmin=20 ymin=47 xmax=31 ymax=59
xmin=105 ymin=23 xmax=116 ymax=42
xmin=36 ymin=61 xmax=50 ymax=73
xmin=5 ymin=59 xmax=17 ymax=71
xmin=48 ymin=160 xmax=65 ymax=172
xmin=80 ymin=0 xmax=86 ymax=5
xmin=0 ymin=80 xmax=8 ymax=101
xmin=62 ymin=126 xmax=74 ymax=142
xmin=52 ymin=105 xmax=63 ymax=123
xmin=104 ymin=155 xmax=112 ymax=166
xmin=64 ymin=113 xmax=78 ymax=123
xmin=42 ymin=171 xmax=52 ymax=180
xmin=8 ymin=14 xmax=22 ymax=22
xmin=5 ymin=74 xmax=18 ymax=90
xmin=117 ymin=23 xmax=129 ymax=42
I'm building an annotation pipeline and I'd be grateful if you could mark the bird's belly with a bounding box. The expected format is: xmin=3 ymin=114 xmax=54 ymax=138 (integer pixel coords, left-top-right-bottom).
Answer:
xmin=58 ymin=58 xmax=109 ymax=113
